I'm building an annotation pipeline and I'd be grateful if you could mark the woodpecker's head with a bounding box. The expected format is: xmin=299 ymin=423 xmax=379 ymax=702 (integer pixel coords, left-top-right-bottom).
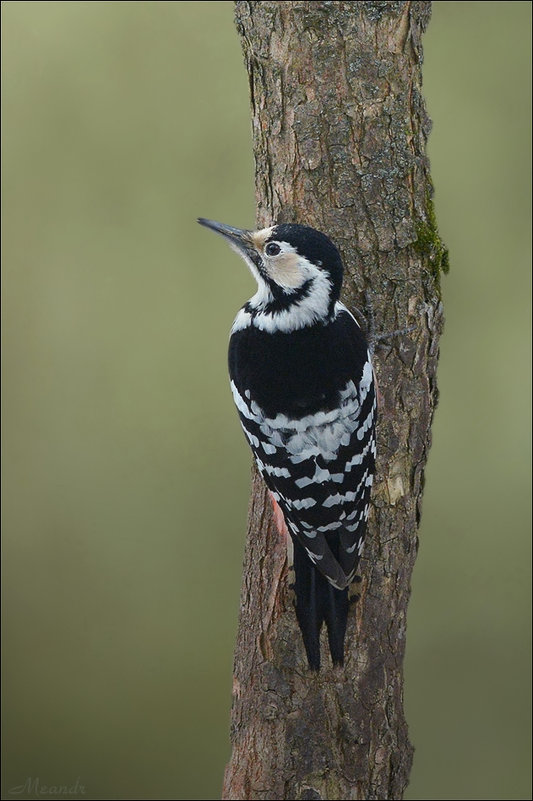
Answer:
xmin=198 ymin=218 xmax=344 ymax=332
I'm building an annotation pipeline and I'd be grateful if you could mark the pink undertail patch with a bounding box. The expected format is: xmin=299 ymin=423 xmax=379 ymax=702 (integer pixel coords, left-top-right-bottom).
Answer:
xmin=268 ymin=491 xmax=289 ymax=540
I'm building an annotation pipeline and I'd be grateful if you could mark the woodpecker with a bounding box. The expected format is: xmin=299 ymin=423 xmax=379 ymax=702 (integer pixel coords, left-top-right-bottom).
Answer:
xmin=198 ymin=218 xmax=376 ymax=670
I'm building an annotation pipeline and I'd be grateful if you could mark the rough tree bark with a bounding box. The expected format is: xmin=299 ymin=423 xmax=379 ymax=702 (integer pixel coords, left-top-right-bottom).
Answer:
xmin=223 ymin=2 xmax=446 ymax=799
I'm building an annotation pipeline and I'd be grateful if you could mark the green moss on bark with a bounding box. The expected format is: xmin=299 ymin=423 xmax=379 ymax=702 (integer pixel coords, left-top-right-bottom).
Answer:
xmin=414 ymin=192 xmax=449 ymax=291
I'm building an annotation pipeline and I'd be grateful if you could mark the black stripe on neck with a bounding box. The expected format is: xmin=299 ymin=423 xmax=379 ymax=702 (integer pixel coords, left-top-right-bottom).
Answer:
xmin=262 ymin=278 xmax=314 ymax=315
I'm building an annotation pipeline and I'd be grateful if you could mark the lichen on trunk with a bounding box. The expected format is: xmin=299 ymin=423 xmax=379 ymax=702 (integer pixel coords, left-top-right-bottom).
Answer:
xmin=223 ymin=3 xmax=444 ymax=799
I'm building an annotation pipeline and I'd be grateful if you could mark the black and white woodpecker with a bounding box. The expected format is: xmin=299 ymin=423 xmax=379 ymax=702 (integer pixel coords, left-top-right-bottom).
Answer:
xmin=198 ymin=218 xmax=376 ymax=670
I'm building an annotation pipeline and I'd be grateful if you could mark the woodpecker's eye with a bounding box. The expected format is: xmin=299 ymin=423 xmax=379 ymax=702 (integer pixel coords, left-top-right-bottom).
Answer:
xmin=265 ymin=242 xmax=281 ymax=256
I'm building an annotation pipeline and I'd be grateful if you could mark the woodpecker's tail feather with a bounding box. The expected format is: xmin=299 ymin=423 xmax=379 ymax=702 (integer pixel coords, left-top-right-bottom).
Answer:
xmin=293 ymin=538 xmax=350 ymax=670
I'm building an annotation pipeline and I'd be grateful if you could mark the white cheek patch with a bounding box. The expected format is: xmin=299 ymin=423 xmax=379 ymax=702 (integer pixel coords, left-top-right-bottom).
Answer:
xmin=249 ymin=266 xmax=333 ymax=334
xmin=267 ymin=252 xmax=305 ymax=288
xmin=263 ymin=242 xmax=314 ymax=290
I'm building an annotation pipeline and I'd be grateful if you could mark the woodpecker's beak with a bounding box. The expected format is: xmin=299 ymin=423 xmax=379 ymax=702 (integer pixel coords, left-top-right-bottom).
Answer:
xmin=197 ymin=218 xmax=256 ymax=259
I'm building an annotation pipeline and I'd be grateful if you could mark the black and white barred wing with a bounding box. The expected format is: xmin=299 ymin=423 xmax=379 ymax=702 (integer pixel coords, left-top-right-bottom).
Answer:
xmin=230 ymin=357 xmax=376 ymax=591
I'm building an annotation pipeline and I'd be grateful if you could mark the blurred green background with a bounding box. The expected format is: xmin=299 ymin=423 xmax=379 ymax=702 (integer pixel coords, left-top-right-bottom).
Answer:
xmin=2 ymin=2 xmax=531 ymax=799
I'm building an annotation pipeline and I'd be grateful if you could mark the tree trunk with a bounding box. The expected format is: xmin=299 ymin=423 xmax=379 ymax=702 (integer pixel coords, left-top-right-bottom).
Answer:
xmin=223 ymin=2 xmax=446 ymax=799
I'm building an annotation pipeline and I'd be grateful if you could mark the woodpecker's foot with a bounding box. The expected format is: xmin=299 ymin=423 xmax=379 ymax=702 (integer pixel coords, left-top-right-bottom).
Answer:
xmin=373 ymin=324 xmax=417 ymax=348
xmin=363 ymin=289 xmax=416 ymax=355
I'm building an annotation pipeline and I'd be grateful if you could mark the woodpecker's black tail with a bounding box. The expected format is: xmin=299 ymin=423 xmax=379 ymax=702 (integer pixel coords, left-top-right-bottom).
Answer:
xmin=293 ymin=538 xmax=350 ymax=670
